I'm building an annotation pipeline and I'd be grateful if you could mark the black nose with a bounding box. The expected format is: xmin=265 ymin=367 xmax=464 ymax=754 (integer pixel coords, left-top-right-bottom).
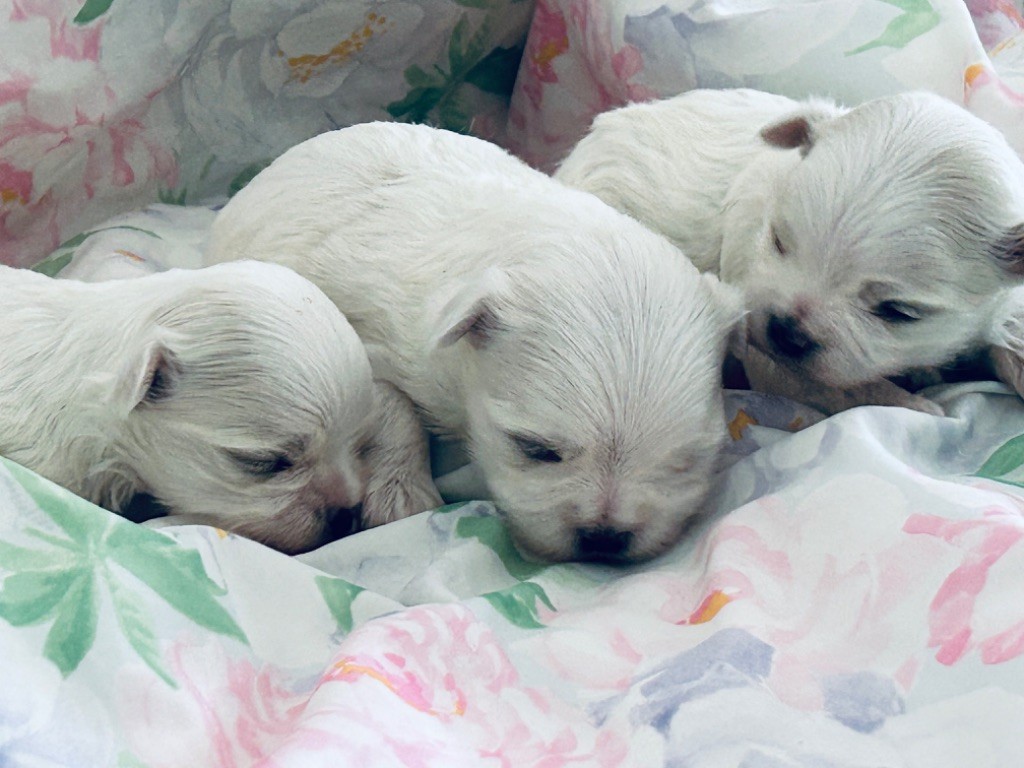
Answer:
xmin=323 ymin=505 xmax=362 ymax=541
xmin=767 ymin=313 xmax=820 ymax=360
xmin=574 ymin=527 xmax=633 ymax=562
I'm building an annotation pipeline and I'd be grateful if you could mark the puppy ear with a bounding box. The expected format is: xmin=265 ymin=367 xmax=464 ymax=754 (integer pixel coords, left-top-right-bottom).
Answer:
xmin=991 ymin=223 xmax=1024 ymax=275
xmin=760 ymin=101 xmax=841 ymax=155
xmin=127 ymin=342 xmax=181 ymax=410
xmin=431 ymin=268 xmax=510 ymax=351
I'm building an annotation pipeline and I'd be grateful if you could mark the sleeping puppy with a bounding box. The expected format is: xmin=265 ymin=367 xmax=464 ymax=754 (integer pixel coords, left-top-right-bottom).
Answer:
xmin=556 ymin=88 xmax=1024 ymax=414
xmin=205 ymin=122 xmax=742 ymax=564
xmin=1 ymin=261 xmax=437 ymax=553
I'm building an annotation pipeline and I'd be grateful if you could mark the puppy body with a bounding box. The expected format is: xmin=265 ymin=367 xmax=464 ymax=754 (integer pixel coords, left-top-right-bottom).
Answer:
xmin=206 ymin=122 xmax=742 ymax=563
xmin=0 ymin=261 xmax=399 ymax=553
xmin=558 ymin=89 xmax=1024 ymax=413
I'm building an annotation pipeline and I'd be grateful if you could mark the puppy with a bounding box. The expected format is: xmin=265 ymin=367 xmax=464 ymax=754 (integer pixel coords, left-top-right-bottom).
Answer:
xmin=0 ymin=261 xmax=434 ymax=553
xmin=556 ymin=89 xmax=1024 ymax=414
xmin=205 ymin=122 xmax=742 ymax=563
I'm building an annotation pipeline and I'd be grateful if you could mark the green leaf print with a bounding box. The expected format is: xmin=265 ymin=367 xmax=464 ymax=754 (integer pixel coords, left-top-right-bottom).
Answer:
xmin=106 ymin=526 xmax=246 ymax=642
xmin=0 ymin=567 xmax=87 ymax=626
xmin=0 ymin=540 xmax=68 ymax=572
xmin=465 ymin=46 xmax=524 ymax=96
xmin=482 ymin=581 xmax=555 ymax=629
xmin=31 ymin=225 xmax=160 ymax=277
xmin=455 ymin=515 xmax=558 ymax=626
xmin=455 ymin=515 xmax=546 ymax=582
xmin=108 ymin=574 xmax=175 ymax=687
xmin=0 ymin=458 xmax=248 ymax=681
xmin=31 ymin=252 xmax=73 ymax=277
xmin=42 ymin=569 xmax=98 ymax=676
xmin=316 ymin=575 xmax=364 ymax=634
xmin=846 ymin=0 xmax=941 ymax=56
xmin=73 ymin=0 xmax=115 ymax=25
xmin=228 ymin=161 xmax=272 ymax=197
xmin=975 ymin=433 xmax=1024 ymax=488
xmin=388 ymin=9 xmax=515 ymax=134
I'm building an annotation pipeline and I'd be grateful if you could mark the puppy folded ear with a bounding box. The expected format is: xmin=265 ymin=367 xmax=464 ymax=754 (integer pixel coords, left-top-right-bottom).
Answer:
xmin=760 ymin=99 xmax=842 ymax=155
xmin=991 ymin=222 xmax=1024 ymax=275
xmin=430 ymin=267 xmax=511 ymax=351
xmin=126 ymin=341 xmax=181 ymax=411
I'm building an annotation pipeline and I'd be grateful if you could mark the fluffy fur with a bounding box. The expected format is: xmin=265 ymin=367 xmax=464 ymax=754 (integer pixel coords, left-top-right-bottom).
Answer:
xmin=557 ymin=88 xmax=1024 ymax=413
xmin=0 ymin=261 xmax=433 ymax=553
xmin=206 ymin=122 xmax=743 ymax=563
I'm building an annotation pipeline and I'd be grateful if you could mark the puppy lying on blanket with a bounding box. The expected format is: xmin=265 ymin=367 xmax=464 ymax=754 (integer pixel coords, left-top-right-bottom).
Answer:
xmin=0 ymin=261 xmax=436 ymax=553
xmin=206 ymin=122 xmax=742 ymax=563
xmin=556 ymin=88 xmax=1024 ymax=415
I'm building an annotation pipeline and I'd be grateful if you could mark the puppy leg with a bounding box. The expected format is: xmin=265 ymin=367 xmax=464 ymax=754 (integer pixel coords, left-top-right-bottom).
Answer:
xmin=741 ymin=346 xmax=945 ymax=417
xmin=362 ymin=380 xmax=443 ymax=527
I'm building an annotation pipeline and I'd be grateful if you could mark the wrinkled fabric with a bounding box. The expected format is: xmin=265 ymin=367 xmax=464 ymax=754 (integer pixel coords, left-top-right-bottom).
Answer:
xmin=506 ymin=0 xmax=1024 ymax=170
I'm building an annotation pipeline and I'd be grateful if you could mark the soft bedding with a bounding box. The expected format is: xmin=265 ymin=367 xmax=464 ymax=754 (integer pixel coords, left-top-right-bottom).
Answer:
xmin=8 ymin=206 xmax=1024 ymax=765
xmin=5 ymin=1 xmax=1024 ymax=766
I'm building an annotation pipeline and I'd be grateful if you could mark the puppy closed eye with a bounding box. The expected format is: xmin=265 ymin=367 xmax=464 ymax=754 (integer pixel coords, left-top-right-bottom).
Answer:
xmin=872 ymin=300 xmax=923 ymax=324
xmin=228 ymin=450 xmax=295 ymax=478
xmin=510 ymin=434 xmax=562 ymax=463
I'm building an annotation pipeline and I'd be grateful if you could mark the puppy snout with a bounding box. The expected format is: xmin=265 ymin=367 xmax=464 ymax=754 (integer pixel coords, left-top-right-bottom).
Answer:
xmin=767 ymin=313 xmax=820 ymax=360
xmin=320 ymin=465 xmax=366 ymax=511
xmin=574 ymin=527 xmax=633 ymax=563
xmin=323 ymin=504 xmax=362 ymax=541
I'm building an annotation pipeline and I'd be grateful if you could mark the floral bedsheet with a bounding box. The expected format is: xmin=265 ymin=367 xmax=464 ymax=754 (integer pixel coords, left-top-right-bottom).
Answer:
xmin=0 ymin=0 xmax=532 ymax=268
xmin=507 ymin=0 xmax=1024 ymax=170
xmin=5 ymin=206 xmax=1024 ymax=766
xmin=7 ymin=1 xmax=1024 ymax=765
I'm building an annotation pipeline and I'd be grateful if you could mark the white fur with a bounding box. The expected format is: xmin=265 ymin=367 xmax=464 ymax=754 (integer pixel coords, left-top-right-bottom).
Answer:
xmin=206 ymin=122 xmax=743 ymax=563
xmin=0 ymin=261 xmax=386 ymax=553
xmin=557 ymin=88 xmax=1024 ymax=413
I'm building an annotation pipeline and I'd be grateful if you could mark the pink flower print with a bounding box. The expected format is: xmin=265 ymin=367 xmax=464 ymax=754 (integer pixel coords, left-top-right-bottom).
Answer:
xmin=520 ymin=0 xmax=570 ymax=110
xmin=966 ymin=0 xmax=1024 ymax=49
xmin=263 ymin=604 xmax=632 ymax=767
xmin=118 ymin=637 xmax=309 ymax=768
xmin=0 ymin=91 xmax=178 ymax=266
xmin=904 ymin=509 xmax=1024 ymax=665
xmin=10 ymin=0 xmax=103 ymax=61
xmin=507 ymin=0 xmax=656 ymax=171
xmin=565 ymin=0 xmax=656 ymax=116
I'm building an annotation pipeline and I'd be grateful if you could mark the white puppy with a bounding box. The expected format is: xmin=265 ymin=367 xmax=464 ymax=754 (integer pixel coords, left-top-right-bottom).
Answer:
xmin=205 ymin=122 xmax=742 ymax=563
xmin=0 ymin=261 xmax=435 ymax=553
xmin=557 ymin=89 xmax=1024 ymax=414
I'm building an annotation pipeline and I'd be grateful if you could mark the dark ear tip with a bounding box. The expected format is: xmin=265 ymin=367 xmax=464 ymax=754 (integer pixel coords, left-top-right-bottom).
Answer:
xmin=140 ymin=346 xmax=180 ymax=405
xmin=760 ymin=116 xmax=814 ymax=152
xmin=994 ymin=223 xmax=1024 ymax=275
xmin=437 ymin=301 xmax=500 ymax=350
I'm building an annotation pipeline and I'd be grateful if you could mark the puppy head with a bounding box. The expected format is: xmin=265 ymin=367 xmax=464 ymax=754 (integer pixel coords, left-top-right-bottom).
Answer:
xmin=724 ymin=91 xmax=1024 ymax=386
xmin=432 ymin=237 xmax=742 ymax=564
xmin=107 ymin=262 xmax=375 ymax=553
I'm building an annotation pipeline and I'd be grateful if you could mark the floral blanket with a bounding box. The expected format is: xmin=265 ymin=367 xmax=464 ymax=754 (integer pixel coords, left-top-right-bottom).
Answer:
xmin=7 ymin=1 xmax=1024 ymax=766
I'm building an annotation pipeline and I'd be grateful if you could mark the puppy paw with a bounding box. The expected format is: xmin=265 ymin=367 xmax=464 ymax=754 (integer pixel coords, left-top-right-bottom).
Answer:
xmin=362 ymin=469 xmax=442 ymax=528
xmin=361 ymin=380 xmax=443 ymax=527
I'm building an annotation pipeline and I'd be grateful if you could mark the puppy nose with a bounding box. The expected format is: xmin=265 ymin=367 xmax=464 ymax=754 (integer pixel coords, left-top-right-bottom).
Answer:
xmin=322 ymin=505 xmax=362 ymax=541
xmin=767 ymin=313 xmax=820 ymax=360
xmin=574 ymin=527 xmax=633 ymax=562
